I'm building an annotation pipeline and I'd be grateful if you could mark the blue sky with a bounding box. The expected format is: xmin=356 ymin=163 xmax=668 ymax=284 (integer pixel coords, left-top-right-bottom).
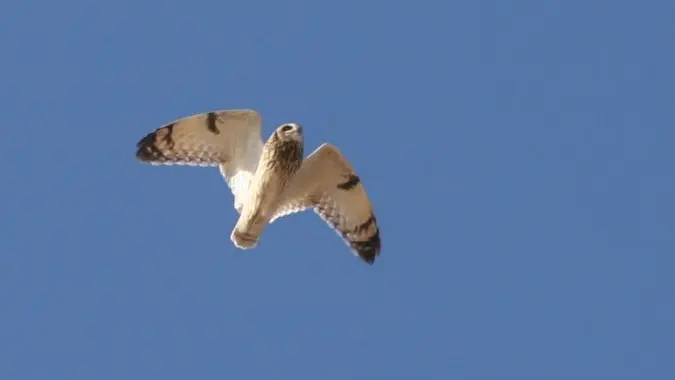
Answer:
xmin=1 ymin=0 xmax=674 ymax=378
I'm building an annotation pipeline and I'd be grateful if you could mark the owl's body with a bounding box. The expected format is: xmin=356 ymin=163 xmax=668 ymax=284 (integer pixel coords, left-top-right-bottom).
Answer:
xmin=232 ymin=125 xmax=304 ymax=249
xmin=135 ymin=109 xmax=381 ymax=264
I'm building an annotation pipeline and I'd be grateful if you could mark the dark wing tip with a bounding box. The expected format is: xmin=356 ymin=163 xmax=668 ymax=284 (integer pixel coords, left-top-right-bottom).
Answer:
xmin=135 ymin=133 xmax=156 ymax=161
xmin=351 ymin=229 xmax=381 ymax=264
xmin=135 ymin=131 xmax=166 ymax=163
xmin=135 ymin=121 xmax=178 ymax=163
xmin=314 ymin=202 xmax=381 ymax=265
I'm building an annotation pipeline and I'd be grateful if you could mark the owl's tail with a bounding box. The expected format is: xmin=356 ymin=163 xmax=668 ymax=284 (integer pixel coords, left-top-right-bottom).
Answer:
xmin=230 ymin=228 xmax=259 ymax=249
xmin=230 ymin=209 xmax=266 ymax=249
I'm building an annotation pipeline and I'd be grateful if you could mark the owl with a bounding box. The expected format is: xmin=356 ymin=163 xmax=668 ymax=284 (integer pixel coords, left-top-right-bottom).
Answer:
xmin=135 ymin=109 xmax=381 ymax=264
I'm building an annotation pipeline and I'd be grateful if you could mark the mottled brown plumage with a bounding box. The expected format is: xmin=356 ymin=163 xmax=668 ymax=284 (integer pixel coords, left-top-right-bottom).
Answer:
xmin=230 ymin=124 xmax=304 ymax=249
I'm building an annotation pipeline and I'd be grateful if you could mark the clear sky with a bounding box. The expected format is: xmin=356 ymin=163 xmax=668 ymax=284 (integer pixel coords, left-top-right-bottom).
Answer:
xmin=1 ymin=0 xmax=673 ymax=379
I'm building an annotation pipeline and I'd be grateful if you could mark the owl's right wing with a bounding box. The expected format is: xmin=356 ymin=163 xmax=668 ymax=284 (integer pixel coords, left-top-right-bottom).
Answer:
xmin=270 ymin=143 xmax=381 ymax=264
xmin=135 ymin=109 xmax=264 ymax=212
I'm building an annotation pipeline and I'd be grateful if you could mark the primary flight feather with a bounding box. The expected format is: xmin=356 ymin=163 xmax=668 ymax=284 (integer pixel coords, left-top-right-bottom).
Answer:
xmin=135 ymin=109 xmax=381 ymax=264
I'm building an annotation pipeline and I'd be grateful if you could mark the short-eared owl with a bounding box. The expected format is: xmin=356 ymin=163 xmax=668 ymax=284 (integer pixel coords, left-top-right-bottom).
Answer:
xmin=135 ymin=109 xmax=381 ymax=264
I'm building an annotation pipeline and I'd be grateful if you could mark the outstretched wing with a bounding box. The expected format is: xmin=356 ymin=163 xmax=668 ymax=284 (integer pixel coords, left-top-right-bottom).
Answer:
xmin=270 ymin=143 xmax=381 ymax=264
xmin=135 ymin=109 xmax=264 ymax=212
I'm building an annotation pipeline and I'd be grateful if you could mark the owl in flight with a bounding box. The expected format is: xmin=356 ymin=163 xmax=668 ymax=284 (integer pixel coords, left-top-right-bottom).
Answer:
xmin=135 ymin=109 xmax=381 ymax=264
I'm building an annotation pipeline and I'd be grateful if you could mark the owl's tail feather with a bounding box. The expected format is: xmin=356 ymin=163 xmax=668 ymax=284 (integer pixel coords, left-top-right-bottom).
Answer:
xmin=230 ymin=228 xmax=259 ymax=249
xmin=231 ymin=206 xmax=266 ymax=250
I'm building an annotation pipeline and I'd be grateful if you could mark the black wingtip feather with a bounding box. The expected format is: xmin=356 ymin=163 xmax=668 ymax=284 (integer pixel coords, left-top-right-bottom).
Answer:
xmin=135 ymin=131 xmax=165 ymax=162
xmin=135 ymin=132 xmax=155 ymax=160
xmin=353 ymin=229 xmax=381 ymax=264
xmin=135 ymin=121 xmax=177 ymax=163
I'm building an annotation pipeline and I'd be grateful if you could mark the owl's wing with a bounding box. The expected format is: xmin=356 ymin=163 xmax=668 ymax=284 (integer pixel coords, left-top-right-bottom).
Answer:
xmin=135 ymin=109 xmax=264 ymax=212
xmin=270 ymin=143 xmax=381 ymax=264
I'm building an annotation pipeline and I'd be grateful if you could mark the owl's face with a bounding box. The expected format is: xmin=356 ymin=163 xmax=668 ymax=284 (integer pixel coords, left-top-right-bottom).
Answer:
xmin=275 ymin=123 xmax=303 ymax=143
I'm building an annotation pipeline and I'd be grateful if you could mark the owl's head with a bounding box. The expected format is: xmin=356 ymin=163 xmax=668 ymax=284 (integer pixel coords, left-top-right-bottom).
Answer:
xmin=268 ymin=122 xmax=304 ymax=173
xmin=275 ymin=123 xmax=303 ymax=143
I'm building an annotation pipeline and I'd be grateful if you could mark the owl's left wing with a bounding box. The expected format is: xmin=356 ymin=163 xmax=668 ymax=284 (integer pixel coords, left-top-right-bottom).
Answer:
xmin=134 ymin=109 xmax=264 ymax=213
xmin=270 ymin=143 xmax=381 ymax=264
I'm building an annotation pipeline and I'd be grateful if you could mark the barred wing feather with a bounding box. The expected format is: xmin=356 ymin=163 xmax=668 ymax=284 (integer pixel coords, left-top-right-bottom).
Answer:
xmin=135 ymin=109 xmax=264 ymax=212
xmin=271 ymin=143 xmax=381 ymax=264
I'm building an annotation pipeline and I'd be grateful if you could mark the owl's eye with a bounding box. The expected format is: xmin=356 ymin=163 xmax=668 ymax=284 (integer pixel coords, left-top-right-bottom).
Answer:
xmin=280 ymin=124 xmax=295 ymax=132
